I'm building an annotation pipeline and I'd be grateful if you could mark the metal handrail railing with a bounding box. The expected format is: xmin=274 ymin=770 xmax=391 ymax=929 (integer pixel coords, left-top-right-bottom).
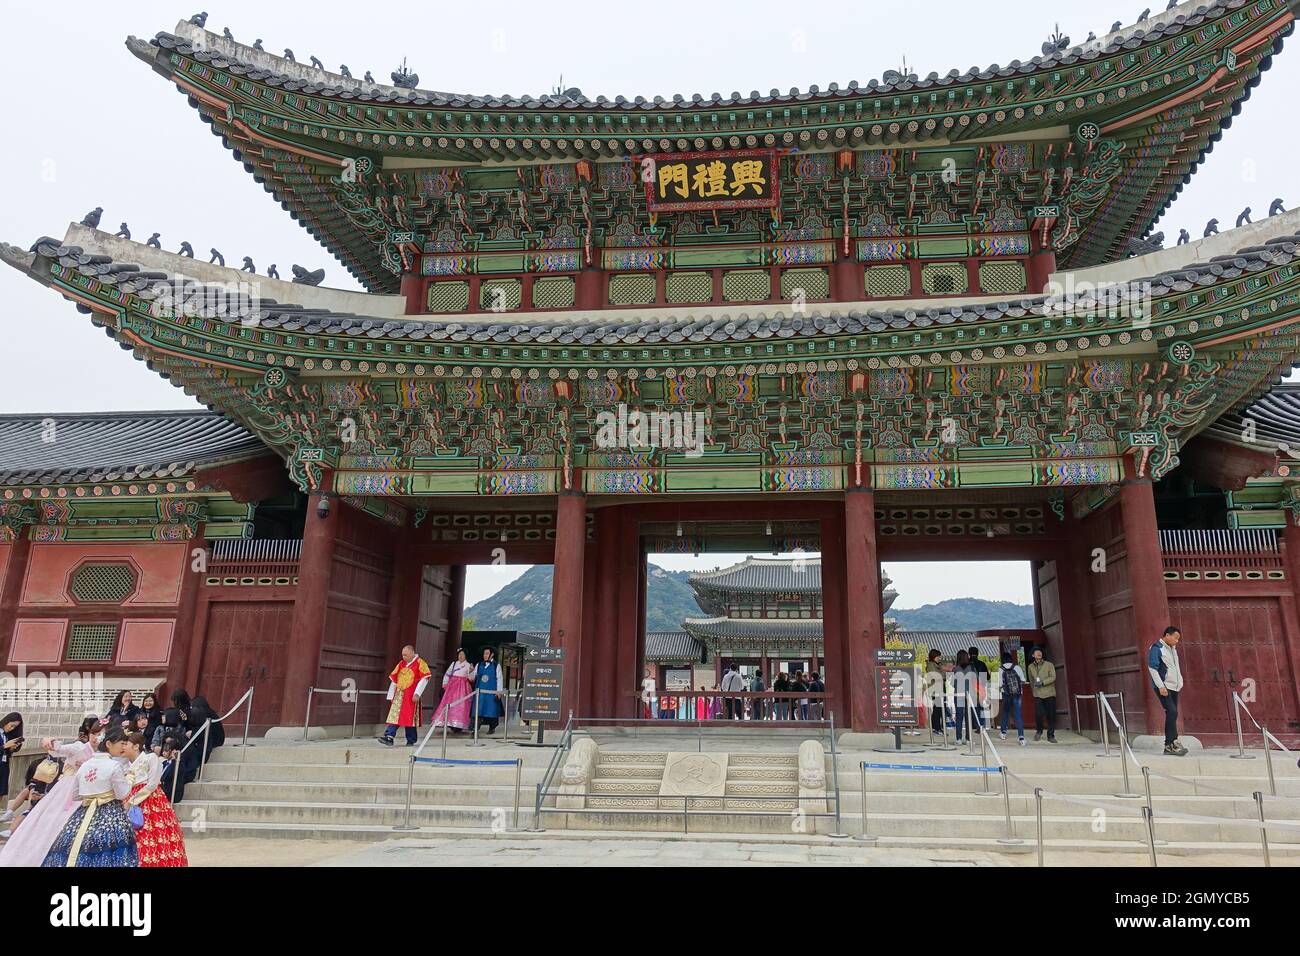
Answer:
xmin=168 ymin=684 xmax=254 ymax=803
xmin=530 ymin=713 xmax=576 ymax=833
xmin=1231 ymin=691 xmax=1294 ymax=777
xmin=302 ymin=686 xmax=390 ymax=741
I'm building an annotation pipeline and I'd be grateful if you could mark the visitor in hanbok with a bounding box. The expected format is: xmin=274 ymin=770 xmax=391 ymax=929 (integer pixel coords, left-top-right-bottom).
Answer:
xmin=123 ymin=732 xmax=187 ymax=866
xmin=0 ymin=716 xmax=102 ymax=867
xmin=105 ymin=691 xmax=140 ymax=731
xmin=42 ymin=726 xmax=137 ymax=867
xmin=473 ymin=647 xmax=505 ymax=735
xmin=378 ymin=645 xmax=432 ymax=746
xmin=430 ymin=649 xmax=475 ymax=733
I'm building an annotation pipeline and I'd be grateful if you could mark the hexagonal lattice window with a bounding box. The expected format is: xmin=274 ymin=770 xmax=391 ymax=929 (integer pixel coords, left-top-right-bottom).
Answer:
xmin=70 ymin=564 xmax=137 ymax=604
xmin=67 ymin=623 xmax=118 ymax=661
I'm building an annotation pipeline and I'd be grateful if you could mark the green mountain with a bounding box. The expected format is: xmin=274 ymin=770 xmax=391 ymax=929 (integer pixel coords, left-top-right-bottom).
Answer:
xmin=890 ymin=598 xmax=1035 ymax=631
xmin=464 ymin=565 xmax=1033 ymax=633
xmin=463 ymin=563 xmax=706 ymax=633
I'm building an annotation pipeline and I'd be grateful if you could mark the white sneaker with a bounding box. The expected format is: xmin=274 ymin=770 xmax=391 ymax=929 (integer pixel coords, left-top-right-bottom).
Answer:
xmin=0 ymin=809 xmax=12 ymax=823
xmin=0 ymin=829 xmax=10 ymax=839
xmin=1018 ymin=737 xmax=1026 ymax=746
xmin=998 ymin=731 xmax=1007 ymax=740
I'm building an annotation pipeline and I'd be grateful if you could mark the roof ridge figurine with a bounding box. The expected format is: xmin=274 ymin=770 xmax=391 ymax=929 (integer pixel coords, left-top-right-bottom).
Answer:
xmin=291 ymin=265 xmax=325 ymax=286
xmin=80 ymin=207 xmax=102 ymax=229
xmin=114 ymin=223 xmax=131 ymax=240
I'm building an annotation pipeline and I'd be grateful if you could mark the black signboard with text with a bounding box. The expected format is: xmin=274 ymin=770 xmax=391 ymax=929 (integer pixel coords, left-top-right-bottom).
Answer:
xmin=874 ymin=647 xmax=918 ymax=726
xmin=644 ymin=150 xmax=780 ymax=212
xmin=521 ymin=647 xmax=565 ymax=721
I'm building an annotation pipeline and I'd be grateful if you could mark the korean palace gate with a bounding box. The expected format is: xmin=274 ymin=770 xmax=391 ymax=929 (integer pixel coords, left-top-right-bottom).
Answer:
xmin=3 ymin=4 xmax=1300 ymax=741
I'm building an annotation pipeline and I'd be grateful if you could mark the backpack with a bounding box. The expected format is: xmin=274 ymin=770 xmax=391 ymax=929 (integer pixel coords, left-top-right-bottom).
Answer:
xmin=1001 ymin=666 xmax=1023 ymax=698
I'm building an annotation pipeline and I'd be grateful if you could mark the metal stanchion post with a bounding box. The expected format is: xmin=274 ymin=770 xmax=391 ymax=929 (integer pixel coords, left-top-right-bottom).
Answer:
xmin=854 ymin=762 xmax=877 ymax=843
xmin=1255 ymin=791 xmax=1271 ymax=867
xmin=198 ymin=721 xmax=211 ymax=781
xmin=1230 ymin=693 xmax=1254 ymax=759
xmin=528 ymin=782 xmax=546 ymax=834
xmin=394 ymin=755 xmax=417 ymax=830
xmin=1097 ymin=696 xmax=1111 ymax=757
xmin=1263 ymin=727 xmax=1276 ymax=797
xmin=1034 ymin=788 xmax=1044 ymax=867
xmin=240 ymin=687 xmax=253 ymax=758
xmin=937 ymin=694 xmax=955 ymax=751
xmin=996 ymin=766 xmax=1022 ymax=844
xmin=441 ymin=710 xmax=451 ymax=761
xmin=351 ymin=694 xmax=359 ymax=741
xmin=1141 ymin=766 xmax=1167 ymax=846
xmin=1142 ymin=806 xmax=1158 ymax=867
xmin=303 ymin=687 xmax=314 ymax=741
xmin=506 ymin=758 xmax=523 ymax=832
xmin=976 ymin=729 xmax=995 ymax=796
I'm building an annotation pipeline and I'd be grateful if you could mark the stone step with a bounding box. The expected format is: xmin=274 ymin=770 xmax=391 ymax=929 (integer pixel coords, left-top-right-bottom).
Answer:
xmin=590 ymin=779 xmax=661 ymax=795
xmin=831 ymin=750 xmax=1300 ymax=779
xmin=725 ymin=780 xmax=799 ymax=797
xmin=597 ymin=752 xmax=667 ymax=766
xmin=590 ymin=764 xmax=665 ymax=780
xmin=849 ymin=769 xmax=1300 ymax=798
xmin=838 ymin=789 xmax=1300 ymax=820
xmin=178 ymin=819 xmax=1300 ymax=856
xmin=198 ymin=762 xmax=545 ymax=787
xmin=184 ymin=780 xmax=547 ymax=807
xmin=727 ymin=766 xmax=799 ymax=781
xmin=729 ymin=753 xmax=799 ymax=767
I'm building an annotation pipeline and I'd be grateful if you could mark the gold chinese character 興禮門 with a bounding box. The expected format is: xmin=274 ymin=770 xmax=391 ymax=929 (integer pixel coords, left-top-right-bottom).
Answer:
xmin=729 ymin=159 xmax=767 ymax=196
xmin=658 ymin=163 xmax=689 ymax=200
xmin=691 ymin=160 xmax=730 ymax=198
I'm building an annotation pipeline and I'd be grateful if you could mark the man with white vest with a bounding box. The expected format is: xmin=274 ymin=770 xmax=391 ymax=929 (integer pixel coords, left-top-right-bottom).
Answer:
xmin=1148 ymin=626 xmax=1187 ymax=756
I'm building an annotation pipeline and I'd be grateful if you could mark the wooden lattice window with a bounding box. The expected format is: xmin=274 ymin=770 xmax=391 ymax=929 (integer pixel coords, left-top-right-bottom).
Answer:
xmin=427 ymin=281 xmax=470 ymax=313
xmin=920 ymin=262 xmax=969 ymax=295
xmin=479 ymin=279 xmax=522 ymax=312
xmin=665 ymin=272 xmax=713 ymax=303
xmin=531 ymin=276 xmax=575 ymax=309
xmin=67 ymin=623 xmax=118 ymax=662
xmin=70 ymin=564 xmax=136 ymax=604
xmin=865 ymin=265 xmax=911 ymax=298
xmin=608 ymin=274 xmax=657 ymax=306
xmin=721 ymin=270 xmax=771 ymax=302
xmin=780 ymin=268 xmax=829 ymax=300
xmin=978 ymin=261 xmax=1027 ymax=295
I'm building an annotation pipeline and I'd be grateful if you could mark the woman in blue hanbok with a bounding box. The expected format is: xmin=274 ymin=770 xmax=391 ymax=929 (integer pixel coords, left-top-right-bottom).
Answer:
xmin=473 ymin=648 xmax=505 ymax=735
xmin=42 ymin=726 xmax=138 ymax=868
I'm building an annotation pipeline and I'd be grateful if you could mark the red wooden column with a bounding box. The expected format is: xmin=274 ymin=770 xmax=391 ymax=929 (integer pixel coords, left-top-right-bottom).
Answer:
xmin=819 ymin=504 xmax=847 ymax=720
xmin=591 ymin=507 xmax=621 ymax=718
xmin=280 ymin=490 xmax=340 ymax=726
xmin=167 ymin=522 xmax=207 ymax=697
xmin=1056 ymin=511 xmax=1101 ymax=717
xmin=1277 ymin=522 xmax=1300 ymax=720
xmin=550 ymin=490 xmax=587 ymax=721
xmin=844 ymin=488 xmax=884 ymax=731
xmin=445 ymin=563 xmax=467 ymax=652
xmin=1119 ymin=475 xmax=1171 ymax=735
xmin=399 ymin=271 xmax=424 ymax=315
xmin=0 ymin=531 xmax=33 ymax=664
xmin=614 ymin=507 xmax=642 ymax=718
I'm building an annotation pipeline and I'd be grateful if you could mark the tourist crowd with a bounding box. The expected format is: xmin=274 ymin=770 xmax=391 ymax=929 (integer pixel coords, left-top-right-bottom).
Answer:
xmin=0 ymin=687 xmax=224 ymax=867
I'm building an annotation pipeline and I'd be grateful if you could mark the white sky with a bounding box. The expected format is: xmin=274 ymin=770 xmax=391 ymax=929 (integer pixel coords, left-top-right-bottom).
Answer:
xmin=3 ymin=1 xmax=1294 ymax=606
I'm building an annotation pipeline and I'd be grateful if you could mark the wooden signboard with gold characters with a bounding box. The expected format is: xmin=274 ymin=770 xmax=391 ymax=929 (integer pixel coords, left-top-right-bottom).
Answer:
xmin=643 ymin=149 xmax=780 ymax=212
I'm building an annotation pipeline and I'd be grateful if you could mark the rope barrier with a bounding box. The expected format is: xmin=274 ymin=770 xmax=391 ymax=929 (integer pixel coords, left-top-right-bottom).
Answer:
xmin=862 ymin=761 xmax=989 ymax=773
xmin=1004 ymin=767 xmax=1300 ymax=833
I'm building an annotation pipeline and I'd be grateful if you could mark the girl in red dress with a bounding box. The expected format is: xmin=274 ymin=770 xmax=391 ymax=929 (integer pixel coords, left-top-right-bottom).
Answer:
xmin=123 ymin=732 xmax=188 ymax=867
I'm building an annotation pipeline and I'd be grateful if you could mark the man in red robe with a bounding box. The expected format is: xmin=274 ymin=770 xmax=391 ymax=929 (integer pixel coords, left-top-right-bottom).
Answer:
xmin=378 ymin=645 xmax=431 ymax=746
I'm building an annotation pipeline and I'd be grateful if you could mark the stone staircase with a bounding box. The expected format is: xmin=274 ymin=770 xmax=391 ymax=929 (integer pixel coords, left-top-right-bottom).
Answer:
xmin=175 ymin=734 xmax=1300 ymax=856
xmin=584 ymin=751 xmax=801 ymax=812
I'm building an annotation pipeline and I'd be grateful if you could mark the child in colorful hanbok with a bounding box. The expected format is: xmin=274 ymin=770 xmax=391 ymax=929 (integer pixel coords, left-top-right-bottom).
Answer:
xmin=42 ymin=726 xmax=137 ymax=867
xmin=430 ymin=649 xmax=475 ymax=733
xmin=123 ymin=732 xmax=188 ymax=867
xmin=0 ymin=717 xmax=101 ymax=867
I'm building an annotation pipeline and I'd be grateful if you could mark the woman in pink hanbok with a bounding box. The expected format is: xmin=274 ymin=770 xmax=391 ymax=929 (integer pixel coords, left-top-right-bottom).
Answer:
xmin=429 ymin=649 xmax=475 ymax=733
xmin=0 ymin=717 xmax=101 ymax=867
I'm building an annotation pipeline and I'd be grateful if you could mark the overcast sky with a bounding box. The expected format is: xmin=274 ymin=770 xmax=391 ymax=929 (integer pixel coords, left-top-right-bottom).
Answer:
xmin=3 ymin=1 xmax=1295 ymax=606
